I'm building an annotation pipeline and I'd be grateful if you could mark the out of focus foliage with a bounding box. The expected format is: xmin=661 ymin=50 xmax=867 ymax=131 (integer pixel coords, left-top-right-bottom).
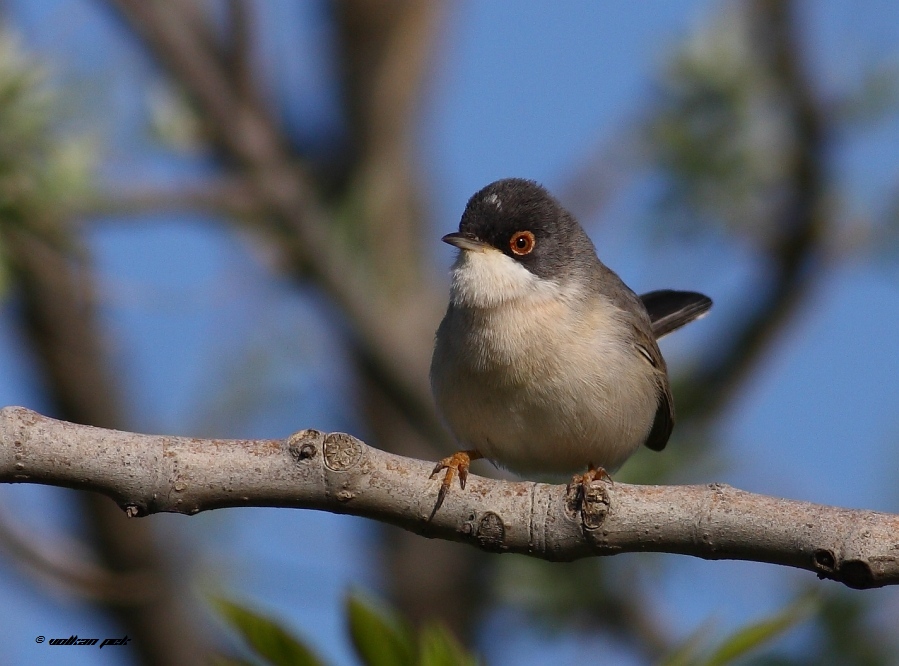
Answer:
xmin=649 ymin=6 xmax=797 ymax=240
xmin=662 ymin=594 xmax=814 ymax=666
xmin=649 ymin=4 xmax=899 ymax=261
xmin=214 ymin=592 xmax=478 ymax=666
xmin=0 ymin=30 xmax=94 ymax=296
xmin=748 ymin=589 xmax=898 ymax=666
xmin=0 ymin=31 xmax=93 ymax=220
xmin=213 ymin=588 xmax=842 ymax=666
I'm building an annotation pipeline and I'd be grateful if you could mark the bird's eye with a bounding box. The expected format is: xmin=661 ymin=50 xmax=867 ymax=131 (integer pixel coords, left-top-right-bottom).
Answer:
xmin=509 ymin=230 xmax=536 ymax=256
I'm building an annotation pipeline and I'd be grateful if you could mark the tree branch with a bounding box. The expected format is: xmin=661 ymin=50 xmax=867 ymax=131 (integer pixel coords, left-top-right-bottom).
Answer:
xmin=3 ymin=406 xmax=897 ymax=590
xmin=81 ymin=179 xmax=263 ymax=219
xmin=2 ymin=216 xmax=212 ymax=664
xmin=105 ymin=0 xmax=448 ymax=446
xmin=0 ymin=506 xmax=157 ymax=604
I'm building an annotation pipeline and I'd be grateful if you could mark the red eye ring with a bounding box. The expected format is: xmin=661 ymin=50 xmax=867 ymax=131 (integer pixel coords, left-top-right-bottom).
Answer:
xmin=509 ymin=230 xmax=536 ymax=256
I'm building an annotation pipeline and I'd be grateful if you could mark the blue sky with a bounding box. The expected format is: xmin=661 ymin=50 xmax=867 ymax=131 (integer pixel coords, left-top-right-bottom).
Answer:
xmin=1 ymin=2 xmax=898 ymax=665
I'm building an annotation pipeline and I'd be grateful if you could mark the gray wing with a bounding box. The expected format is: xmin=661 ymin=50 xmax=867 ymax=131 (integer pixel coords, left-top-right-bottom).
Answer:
xmin=590 ymin=268 xmax=699 ymax=451
xmin=645 ymin=376 xmax=673 ymax=452
xmin=640 ymin=290 xmax=712 ymax=340
xmin=633 ymin=325 xmax=674 ymax=452
xmin=637 ymin=290 xmax=710 ymax=448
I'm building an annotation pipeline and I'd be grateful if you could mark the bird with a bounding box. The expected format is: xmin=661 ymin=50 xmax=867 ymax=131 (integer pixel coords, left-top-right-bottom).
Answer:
xmin=428 ymin=178 xmax=711 ymax=514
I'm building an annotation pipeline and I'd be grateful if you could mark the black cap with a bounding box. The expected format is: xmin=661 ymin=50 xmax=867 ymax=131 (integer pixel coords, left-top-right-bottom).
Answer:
xmin=449 ymin=178 xmax=599 ymax=282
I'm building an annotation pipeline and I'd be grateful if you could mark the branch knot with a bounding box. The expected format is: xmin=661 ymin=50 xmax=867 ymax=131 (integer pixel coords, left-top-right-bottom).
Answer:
xmin=287 ymin=429 xmax=323 ymax=465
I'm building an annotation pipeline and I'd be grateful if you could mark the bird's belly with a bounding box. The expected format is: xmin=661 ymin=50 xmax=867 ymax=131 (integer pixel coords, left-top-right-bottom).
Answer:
xmin=432 ymin=303 xmax=658 ymax=476
xmin=443 ymin=372 xmax=653 ymax=475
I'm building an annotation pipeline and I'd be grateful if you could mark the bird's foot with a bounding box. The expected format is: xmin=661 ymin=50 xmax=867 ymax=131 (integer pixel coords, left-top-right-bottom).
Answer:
xmin=567 ymin=464 xmax=613 ymax=514
xmin=428 ymin=449 xmax=482 ymax=520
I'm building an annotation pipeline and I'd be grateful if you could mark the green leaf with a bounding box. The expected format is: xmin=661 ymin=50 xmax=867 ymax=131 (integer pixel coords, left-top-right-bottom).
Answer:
xmin=212 ymin=596 xmax=325 ymax=666
xmin=418 ymin=623 xmax=478 ymax=666
xmin=209 ymin=656 xmax=260 ymax=666
xmin=701 ymin=596 xmax=815 ymax=666
xmin=660 ymin=618 xmax=717 ymax=666
xmin=346 ymin=592 xmax=416 ymax=666
xmin=0 ymin=252 xmax=7 ymax=302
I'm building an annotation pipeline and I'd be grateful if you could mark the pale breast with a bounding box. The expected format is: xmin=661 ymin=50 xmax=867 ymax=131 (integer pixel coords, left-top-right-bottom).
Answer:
xmin=431 ymin=293 xmax=660 ymax=475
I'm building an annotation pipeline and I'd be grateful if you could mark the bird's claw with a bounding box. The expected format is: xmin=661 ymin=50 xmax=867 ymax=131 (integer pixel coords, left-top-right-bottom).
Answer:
xmin=567 ymin=465 xmax=613 ymax=512
xmin=428 ymin=450 xmax=481 ymax=520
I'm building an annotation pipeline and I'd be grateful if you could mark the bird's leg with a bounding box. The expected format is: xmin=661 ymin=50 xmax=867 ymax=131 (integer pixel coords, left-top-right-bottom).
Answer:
xmin=567 ymin=463 xmax=613 ymax=511
xmin=429 ymin=449 xmax=483 ymax=519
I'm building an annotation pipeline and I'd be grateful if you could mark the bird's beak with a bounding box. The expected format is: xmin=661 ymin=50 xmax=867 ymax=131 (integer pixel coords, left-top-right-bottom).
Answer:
xmin=442 ymin=232 xmax=491 ymax=252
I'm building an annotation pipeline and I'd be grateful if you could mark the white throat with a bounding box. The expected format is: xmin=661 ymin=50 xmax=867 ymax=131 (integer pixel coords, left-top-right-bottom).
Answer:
xmin=449 ymin=247 xmax=561 ymax=309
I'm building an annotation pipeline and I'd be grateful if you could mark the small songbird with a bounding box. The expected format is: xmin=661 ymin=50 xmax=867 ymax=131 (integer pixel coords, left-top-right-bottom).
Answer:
xmin=429 ymin=178 xmax=711 ymax=512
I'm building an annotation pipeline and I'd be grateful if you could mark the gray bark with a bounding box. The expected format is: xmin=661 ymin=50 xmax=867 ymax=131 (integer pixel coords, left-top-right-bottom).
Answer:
xmin=3 ymin=406 xmax=897 ymax=590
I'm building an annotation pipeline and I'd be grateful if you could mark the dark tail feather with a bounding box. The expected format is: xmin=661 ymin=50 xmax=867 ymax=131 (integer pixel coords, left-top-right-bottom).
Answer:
xmin=640 ymin=290 xmax=713 ymax=339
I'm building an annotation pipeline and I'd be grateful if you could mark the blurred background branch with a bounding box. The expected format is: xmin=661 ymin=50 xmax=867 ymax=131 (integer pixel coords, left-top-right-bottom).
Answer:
xmin=654 ymin=0 xmax=830 ymax=421
xmin=0 ymin=28 xmax=210 ymax=663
